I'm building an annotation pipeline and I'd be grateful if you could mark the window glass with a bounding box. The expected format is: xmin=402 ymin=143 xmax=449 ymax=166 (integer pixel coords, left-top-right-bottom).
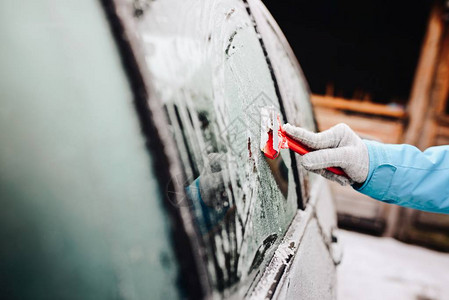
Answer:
xmin=249 ymin=1 xmax=320 ymax=192
xmin=249 ymin=2 xmax=315 ymax=132
xmin=135 ymin=0 xmax=299 ymax=295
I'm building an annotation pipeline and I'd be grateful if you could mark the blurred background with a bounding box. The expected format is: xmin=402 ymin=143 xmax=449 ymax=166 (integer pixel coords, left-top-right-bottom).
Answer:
xmin=264 ymin=0 xmax=449 ymax=298
xmin=264 ymin=0 xmax=449 ymax=249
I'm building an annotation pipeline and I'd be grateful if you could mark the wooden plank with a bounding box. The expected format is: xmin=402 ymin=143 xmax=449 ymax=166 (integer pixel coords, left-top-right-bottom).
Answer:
xmin=311 ymin=95 xmax=406 ymax=118
xmin=436 ymin=124 xmax=449 ymax=138
xmin=418 ymin=26 xmax=449 ymax=148
xmin=432 ymin=30 xmax=449 ymax=114
xmin=436 ymin=135 xmax=449 ymax=146
xmin=314 ymin=107 xmax=404 ymax=144
xmin=403 ymin=2 xmax=444 ymax=146
xmin=435 ymin=113 xmax=449 ymax=126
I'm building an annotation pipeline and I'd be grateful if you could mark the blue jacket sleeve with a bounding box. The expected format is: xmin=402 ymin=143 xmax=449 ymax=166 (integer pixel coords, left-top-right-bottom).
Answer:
xmin=354 ymin=140 xmax=449 ymax=214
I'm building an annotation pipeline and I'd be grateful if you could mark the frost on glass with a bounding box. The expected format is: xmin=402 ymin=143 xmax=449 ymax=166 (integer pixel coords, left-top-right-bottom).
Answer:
xmin=134 ymin=0 xmax=299 ymax=295
xmin=249 ymin=0 xmax=320 ymax=189
xmin=249 ymin=1 xmax=315 ymax=132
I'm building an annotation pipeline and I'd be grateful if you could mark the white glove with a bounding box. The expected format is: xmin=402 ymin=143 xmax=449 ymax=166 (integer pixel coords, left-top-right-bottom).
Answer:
xmin=282 ymin=123 xmax=369 ymax=186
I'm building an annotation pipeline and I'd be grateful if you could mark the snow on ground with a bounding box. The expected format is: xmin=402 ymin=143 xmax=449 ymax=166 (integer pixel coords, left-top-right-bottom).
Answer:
xmin=337 ymin=229 xmax=449 ymax=300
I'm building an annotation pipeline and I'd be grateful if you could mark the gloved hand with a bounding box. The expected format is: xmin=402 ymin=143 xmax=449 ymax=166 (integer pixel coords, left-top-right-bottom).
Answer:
xmin=282 ymin=123 xmax=369 ymax=186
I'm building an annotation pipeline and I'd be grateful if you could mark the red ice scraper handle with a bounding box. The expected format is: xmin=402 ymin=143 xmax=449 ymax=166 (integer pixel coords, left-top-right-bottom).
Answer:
xmin=273 ymin=127 xmax=348 ymax=178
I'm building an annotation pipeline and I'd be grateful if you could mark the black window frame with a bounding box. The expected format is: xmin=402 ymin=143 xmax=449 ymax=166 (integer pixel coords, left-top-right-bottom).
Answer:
xmin=101 ymin=0 xmax=212 ymax=298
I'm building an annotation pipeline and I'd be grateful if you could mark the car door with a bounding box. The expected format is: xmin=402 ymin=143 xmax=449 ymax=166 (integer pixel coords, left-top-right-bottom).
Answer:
xmin=0 ymin=0 xmax=190 ymax=298
xmin=111 ymin=0 xmax=340 ymax=298
xmin=132 ymin=0 xmax=302 ymax=296
xmin=0 ymin=0 xmax=340 ymax=298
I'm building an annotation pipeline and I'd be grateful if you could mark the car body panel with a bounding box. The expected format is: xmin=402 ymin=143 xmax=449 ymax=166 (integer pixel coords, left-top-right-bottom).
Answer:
xmin=0 ymin=0 xmax=182 ymax=298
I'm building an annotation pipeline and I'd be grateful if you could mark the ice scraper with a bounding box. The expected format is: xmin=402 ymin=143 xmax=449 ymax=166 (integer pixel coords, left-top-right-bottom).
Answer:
xmin=260 ymin=106 xmax=347 ymax=177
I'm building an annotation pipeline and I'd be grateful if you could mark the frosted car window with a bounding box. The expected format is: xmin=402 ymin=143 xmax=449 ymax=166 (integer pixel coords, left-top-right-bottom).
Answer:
xmin=134 ymin=0 xmax=300 ymax=295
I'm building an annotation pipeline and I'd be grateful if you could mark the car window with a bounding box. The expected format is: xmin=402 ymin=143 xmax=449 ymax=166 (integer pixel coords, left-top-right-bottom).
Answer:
xmin=133 ymin=0 xmax=301 ymax=295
